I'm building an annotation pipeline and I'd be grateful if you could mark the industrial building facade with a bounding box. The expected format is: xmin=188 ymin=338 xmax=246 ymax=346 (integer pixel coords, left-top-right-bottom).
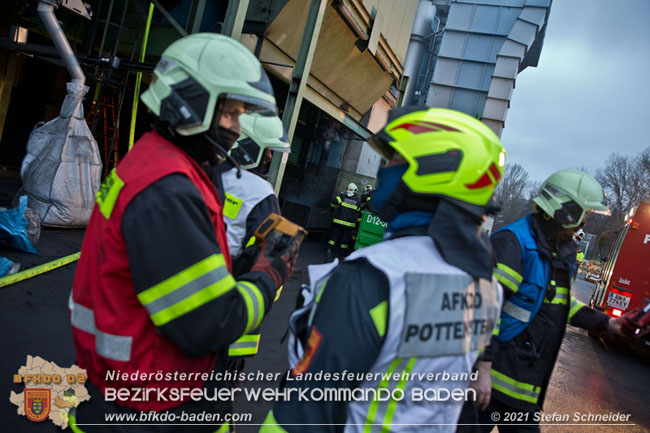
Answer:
xmin=403 ymin=0 xmax=552 ymax=137
xmin=0 ymin=0 xmax=552 ymax=230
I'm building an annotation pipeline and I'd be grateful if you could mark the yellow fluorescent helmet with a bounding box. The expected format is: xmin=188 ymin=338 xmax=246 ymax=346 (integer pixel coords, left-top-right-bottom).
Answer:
xmin=368 ymin=107 xmax=506 ymax=211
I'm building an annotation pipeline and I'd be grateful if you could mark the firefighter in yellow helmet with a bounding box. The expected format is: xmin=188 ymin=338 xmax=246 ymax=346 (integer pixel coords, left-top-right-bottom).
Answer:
xmin=261 ymin=106 xmax=506 ymax=432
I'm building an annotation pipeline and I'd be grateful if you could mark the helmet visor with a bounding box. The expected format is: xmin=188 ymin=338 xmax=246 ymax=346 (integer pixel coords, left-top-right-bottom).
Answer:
xmin=223 ymin=93 xmax=278 ymax=116
xmin=541 ymin=184 xmax=611 ymax=228
xmin=270 ymin=129 xmax=291 ymax=153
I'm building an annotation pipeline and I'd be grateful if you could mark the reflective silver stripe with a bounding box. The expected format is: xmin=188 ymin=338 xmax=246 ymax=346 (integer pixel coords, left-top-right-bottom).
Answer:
xmin=491 ymin=372 xmax=540 ymax=400
xmin=229 ymin=340 xmax=258 ymax=351
xmin=95 ymin=331 xmax=132 ymax=362
xmin=332 ymin=218 xmax=356 ymax=227
xmin=237 ymin=282 xmax=262 ymax=333
xmin=70 ymin=292 xmax=95 ymax=334
xmin=69 ymin=292 xmax=133 ymax=362
xmin=143 ymin=265 xmax=231 ymax=316
xmin=502 ymin=300 xmax=532 ymax=322
xmin=494 ymin=267 xmax=521 ymax=291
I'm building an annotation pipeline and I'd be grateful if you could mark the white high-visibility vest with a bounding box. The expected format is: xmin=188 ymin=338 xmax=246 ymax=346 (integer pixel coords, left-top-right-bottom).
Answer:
xmin=221 ymin=167 xmax=275 ymax=257
xmin=295 ymin=236 xmax=502 ymax=433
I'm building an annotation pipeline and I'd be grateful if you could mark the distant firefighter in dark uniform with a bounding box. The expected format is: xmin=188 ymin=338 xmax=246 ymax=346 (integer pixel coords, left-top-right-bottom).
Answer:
xmin=327 ymin=183 xmax=360 ymax=260
xmin=360 ymin=184 xmax=376 ymax=213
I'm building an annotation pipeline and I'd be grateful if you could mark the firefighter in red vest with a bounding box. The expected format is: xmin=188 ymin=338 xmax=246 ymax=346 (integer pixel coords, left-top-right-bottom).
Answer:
xmin=69 ymin=34 xmax=298 ymax=432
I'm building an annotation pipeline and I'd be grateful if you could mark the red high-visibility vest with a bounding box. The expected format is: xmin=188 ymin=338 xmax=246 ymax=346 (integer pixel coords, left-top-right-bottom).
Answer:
xmin=71 ymin=131 xmax=231 ymax=411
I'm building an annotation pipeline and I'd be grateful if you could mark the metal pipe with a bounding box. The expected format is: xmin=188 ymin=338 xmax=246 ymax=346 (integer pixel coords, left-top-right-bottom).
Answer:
xmin=37 ymin=1 xmax=85 ymax=85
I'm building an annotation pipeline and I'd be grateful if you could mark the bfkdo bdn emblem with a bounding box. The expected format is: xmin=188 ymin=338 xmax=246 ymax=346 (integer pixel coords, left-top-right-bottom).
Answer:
xmin=25 ymin=389 xmax=51 ymax=422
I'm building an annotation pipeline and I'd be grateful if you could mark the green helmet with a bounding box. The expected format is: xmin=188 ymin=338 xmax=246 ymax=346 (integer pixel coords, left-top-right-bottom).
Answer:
xmin=368 ymin=107 xmax=506 ymax=217
xmin=229 ymin=114 xmax=289 ymax=169
xmin=141 ymin=33 xmax=277 ymax=136
xmin=533 ymin=169 xmax=610 ymax=228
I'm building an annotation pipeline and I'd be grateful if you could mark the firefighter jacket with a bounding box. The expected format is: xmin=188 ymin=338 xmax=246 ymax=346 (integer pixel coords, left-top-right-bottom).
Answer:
xmin=212 ymin=164 xmax=281 ymax=358
xmin=330 ymin=193 xmax=360 ymax=228
xmin=359 ymin=192 xmax=376 ymax=213
xmin=492 ymin=215 xmax=549 ymax=343
xmin=70 ymin=131 xmax=277 ymax=414
xmin=488 ymin=212 xmax=610 ymax=412
xmin=262 ymin=231 xmax=502 ymax=433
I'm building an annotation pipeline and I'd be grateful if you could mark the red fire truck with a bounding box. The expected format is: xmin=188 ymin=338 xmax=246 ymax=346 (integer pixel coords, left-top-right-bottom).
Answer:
xmin=590 ymin=201 xmax=650 ymax=350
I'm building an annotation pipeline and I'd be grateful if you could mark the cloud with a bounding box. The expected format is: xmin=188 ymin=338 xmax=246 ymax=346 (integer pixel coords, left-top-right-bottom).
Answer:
xmin=500 ymin=0 xmax=650 ymax=183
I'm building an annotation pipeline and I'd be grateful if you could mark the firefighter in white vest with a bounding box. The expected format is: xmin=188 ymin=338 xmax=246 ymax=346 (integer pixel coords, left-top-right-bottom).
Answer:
xmin=260 ymin=107 xmax=506 ymax=432
xmin=206 ymin=114 xmax=290 ymax=359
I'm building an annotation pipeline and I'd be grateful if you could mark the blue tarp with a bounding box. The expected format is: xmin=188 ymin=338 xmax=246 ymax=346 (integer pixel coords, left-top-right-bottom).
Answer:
xmin=0 ymin=195 xmax=39 ymax=255
xmin=0 ymin=257 xmax=14 ymax=277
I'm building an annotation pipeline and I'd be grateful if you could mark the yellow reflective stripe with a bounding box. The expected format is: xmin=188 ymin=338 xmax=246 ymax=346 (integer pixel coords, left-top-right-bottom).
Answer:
xmin=137 ymin=254 xmax=235 ymax=326
xmin=316 ymin=280 xmax=328 ymax=304
xmin=491 ymin=369 xmax=540 ymax=404
xmin=364 ymin=358 xmax=401 ymax=432
xmin=493 ymin=263 xmax=522 ymax=293
xmin=336 ymin=196 xmax=342 ymax=203
xmin=569 ymin=297 xmax=585 ymax=321
xmin=549 ymin=286 xmax=569 ymax=305
xmin=492 ymin=317 xmax=501 ymax=336
xmin=68 ymin=412 xmax=86 ymax=433
xmin=327 ymin=240 xmax=336 ymax=245
xmin=274 ymin=285 xmax=283 ymax=303
xmin=341 ymin=202 xmax=358 ymax=210
xmin=370 ymin=301 xmax=388 ymax=338
xmin=260 ymin=411 xmax=289 ymax=433
xmin=381 ymin=357 xmax=416 ymax=432
xmin=223 ymin=192 xmax=243 ymax=220
xmin=214 ymin=421 xmax=231 ymax=433
xmin=494 ymin=272 xmax=519 ymax=293
xmin=138 ymin=255 xmax=228 ymax=304
xmin=333 ymin=218 xmax=356 ymax=227
xmin=96 ymin=169 xmax=124 ymax=219
xmin=245 ymin=235 xmax=256 ymax=248
xmin=497 ymin=263 xmax=523 ymax=283
xmin=492 ymin=382 xmax=538 ymax=404
xmin=237 ymin=281 xmax=265 ymax=333
xmin=228 ymin=333 xmax=261 ymax=356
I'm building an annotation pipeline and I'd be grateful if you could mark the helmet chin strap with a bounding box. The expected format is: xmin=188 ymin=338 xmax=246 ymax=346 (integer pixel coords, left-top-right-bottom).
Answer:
xmin=203 ymin=133 xmax=243 ymax=178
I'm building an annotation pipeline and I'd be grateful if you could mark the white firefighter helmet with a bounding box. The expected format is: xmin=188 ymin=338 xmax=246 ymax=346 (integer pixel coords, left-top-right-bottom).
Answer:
xmin=346 ymin=183 xmax=358 ymax=197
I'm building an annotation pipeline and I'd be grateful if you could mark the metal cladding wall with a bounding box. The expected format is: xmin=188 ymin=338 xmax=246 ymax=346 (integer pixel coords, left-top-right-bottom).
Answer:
xmin=426 ymin=0 xmax=551 ymax=136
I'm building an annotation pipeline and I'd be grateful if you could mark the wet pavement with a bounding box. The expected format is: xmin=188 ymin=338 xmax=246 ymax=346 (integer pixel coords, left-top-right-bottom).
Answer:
xmin=540 ymin=277 xmax=650 ymax=433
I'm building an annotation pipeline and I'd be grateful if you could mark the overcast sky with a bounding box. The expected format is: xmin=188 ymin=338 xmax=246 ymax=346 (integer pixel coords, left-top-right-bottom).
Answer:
xmin=499 ymin=0 xmax=650 ymax=184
